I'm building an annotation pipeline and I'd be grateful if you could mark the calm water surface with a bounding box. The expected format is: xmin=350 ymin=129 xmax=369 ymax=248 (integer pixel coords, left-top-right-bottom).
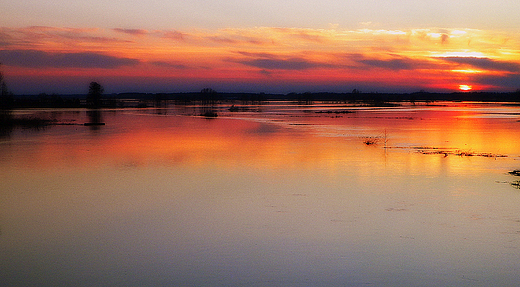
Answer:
xmin=1 ymin=102 xmax=520 ymax=286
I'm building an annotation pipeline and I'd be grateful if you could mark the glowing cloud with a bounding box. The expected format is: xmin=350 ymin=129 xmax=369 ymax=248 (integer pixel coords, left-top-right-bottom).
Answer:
xmin=1 ymin=26 xmax=520 ymax=94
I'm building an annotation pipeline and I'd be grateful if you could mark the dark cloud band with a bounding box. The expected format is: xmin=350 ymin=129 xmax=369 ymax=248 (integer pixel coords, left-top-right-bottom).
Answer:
xmin=239 ymin=58 xmax=321 ymax=70
xmin=440 ymin=57 xmax=520 ymax=72
xmin=0 ymin=50 xmax=139 ymax=69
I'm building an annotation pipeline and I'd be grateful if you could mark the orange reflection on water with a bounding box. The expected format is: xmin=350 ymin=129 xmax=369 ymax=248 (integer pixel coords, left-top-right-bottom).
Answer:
xmin=2 ymin=103 xmax=520 ymax=286
xmin=1 ymin=103 xmax=519 ymax=176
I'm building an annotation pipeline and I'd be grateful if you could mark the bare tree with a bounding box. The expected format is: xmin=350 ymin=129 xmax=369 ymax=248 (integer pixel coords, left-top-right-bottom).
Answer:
xmin=87 ymin=81 xmax=104 ymax=108
xmin=200 ymin=87 xmax=217 ymax=94
xmin=0 ymin=63 xmax=12 ymax=110
xmin=0 ymin=63 xmax=5 ymax=96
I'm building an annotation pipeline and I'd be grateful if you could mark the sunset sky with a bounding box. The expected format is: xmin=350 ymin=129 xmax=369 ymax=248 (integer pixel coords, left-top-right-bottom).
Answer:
xmin=2 ymin=0 xmax=520 ymax=94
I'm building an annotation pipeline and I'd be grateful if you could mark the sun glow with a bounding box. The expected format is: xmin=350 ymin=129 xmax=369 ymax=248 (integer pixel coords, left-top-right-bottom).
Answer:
xmin=459 ymin=84 xmax=473 ymax=91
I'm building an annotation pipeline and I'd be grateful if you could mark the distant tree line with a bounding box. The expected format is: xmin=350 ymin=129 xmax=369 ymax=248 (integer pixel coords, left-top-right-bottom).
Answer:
xmin=1 ymin=76 xmax=520 ymax=109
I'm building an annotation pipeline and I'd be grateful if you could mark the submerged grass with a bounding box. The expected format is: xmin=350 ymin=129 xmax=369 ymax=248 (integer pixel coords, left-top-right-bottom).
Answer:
xmin=0 ymin=112 xmax=75 ymax=137
xmin=200 ymin=111 xmax=218 ymax=118
xmin=412 ymin=147 xmax=508 ymax=158
xmin=314 ymin=110 xmax=355 ymax=114
xmin=362 ymin=130 xmax=388 ymax=146
xmin=509 ymin=170 xmax=520 ymax=176
xmin=363 ymin=137 xmax=379 ymax=145
xmin=508 ymin=170 xmax=520 ymax=189
xmin=1 ymin=114 xmax=56 ymax=128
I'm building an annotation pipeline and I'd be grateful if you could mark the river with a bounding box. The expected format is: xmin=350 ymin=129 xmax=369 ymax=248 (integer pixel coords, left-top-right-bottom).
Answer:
xmin=1 ymin=101 xmax=519 ymax=286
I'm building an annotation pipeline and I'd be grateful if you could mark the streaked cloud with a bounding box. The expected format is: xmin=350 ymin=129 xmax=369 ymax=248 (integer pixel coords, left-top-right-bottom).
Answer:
xmin=439 ymin=57 xmax=520 ymax=72
xmin=271 ymin=27 xmax=330 ymax=44
xmin=0 ymin=31 xmax=12 ymax=47
xmin=150 ymin=61 xmax=188 ymax=69
xmin=345 ymin=53 xmax=437 ymax=71
xmin=1 ymin=25 xmax=520 ymax=93
xmin=207 ymin=36 xmax=266 ymax=46
xmin=0 ymin=26 xmax=130 ymax=49
xmin=162 ymin=30 xmax=185 ymax=41
xmin=234 ymin=50 xmax=338 ymax=70
xmin=475 ymin=73 xmax=520 ymax=89
xmin=207 ymin=36 xmax=239 ymax=44
xmin=351 ymin=55 xmax=418 ymax=71
xmin=238 ymin=58 xmax=325 ymax=70
xmin=0 ymin=50 xmax=139 ymax=68
xmin=236 ymin=51 xmax=278 ymax=59
xmin=113 ymin=28 xmax=148 ymax=36
xmin=359 ymin=58 xmax=415 ymax=70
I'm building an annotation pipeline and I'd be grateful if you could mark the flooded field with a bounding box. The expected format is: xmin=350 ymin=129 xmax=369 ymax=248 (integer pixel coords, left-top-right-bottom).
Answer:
xmin=1 ymin=101 xmax=520 ymax=286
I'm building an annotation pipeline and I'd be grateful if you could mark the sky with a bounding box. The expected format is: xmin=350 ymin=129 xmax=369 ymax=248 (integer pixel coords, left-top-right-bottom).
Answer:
xmin=1 ymin=0 xmax=520 ymax=94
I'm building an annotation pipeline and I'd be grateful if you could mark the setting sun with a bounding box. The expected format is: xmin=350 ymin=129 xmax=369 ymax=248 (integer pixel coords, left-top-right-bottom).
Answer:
xmin=459 ymin=84 xmax=473 ymax=91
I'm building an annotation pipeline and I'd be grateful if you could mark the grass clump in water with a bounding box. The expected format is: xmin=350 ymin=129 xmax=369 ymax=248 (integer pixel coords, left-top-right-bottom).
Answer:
xmin=508 ymin=170 xmax=520 ymax=189
xmin=363 ymin=137 xmax=379 ymax=145
xmin=509 ymin=170 xmax=520 ymax=176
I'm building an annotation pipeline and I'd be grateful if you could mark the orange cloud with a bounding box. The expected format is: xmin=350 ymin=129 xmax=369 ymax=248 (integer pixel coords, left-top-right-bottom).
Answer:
xmin=1 ymin=26 xmax=520 ymax=93
xmin=112 ymin=28 xmax=148 ymax=36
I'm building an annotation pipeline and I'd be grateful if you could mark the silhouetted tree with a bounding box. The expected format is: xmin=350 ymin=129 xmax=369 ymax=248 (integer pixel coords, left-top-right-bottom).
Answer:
xmin=0 ymin=82 xmax=7 ymax=98
xmin=298 ymin=92 xmax=314 ymax=104
xmin=200 ymin=87 xmax=217 ymax=94
xmin=199 ymin=87 xmax=218 ymax=105
xmin=1 ymin=64 xmax=8 ymax=98
xmin=87 ymin=81 xmax=104 ymax=108
xmin=198 ymin=87 xmax=218 ymax=116
xmin=0 ymin=63 xmax=14 ymax=137
xmin=85 ymin=82 xmax=104 ymax=128
xmin=0 ymin=63 xmax=4 ymax=91
xmin=0 ymin=63 xmax=13 ymax=112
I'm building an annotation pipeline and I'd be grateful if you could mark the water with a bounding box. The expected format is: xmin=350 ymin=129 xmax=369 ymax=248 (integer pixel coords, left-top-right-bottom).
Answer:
xmin=1 ymin=102 xmax=520 ymax=286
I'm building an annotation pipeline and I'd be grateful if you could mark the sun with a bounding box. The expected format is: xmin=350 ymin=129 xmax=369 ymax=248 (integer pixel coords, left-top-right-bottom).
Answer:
xmin=459 ymin=84 xmax=473 ymax=91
